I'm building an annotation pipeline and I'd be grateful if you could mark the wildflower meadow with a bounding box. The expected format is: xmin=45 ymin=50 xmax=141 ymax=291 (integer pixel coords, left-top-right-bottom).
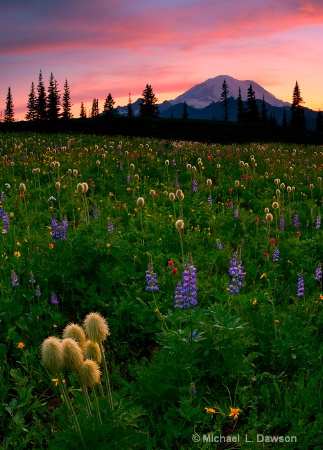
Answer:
xmin=0 ymin=132 xmax=322 ymax=449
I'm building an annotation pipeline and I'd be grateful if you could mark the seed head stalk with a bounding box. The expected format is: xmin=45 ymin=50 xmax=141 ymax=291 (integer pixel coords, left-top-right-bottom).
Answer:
xmin=80 ymin=382 xmax=93 ymax=418
xmin=57 ymin=371 xmax=85 ymax=447
xmin=99 ymin=342 xmax=113 ymax=411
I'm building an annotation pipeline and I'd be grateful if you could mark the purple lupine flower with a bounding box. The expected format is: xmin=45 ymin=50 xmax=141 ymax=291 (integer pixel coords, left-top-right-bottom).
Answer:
xmin=11 ymin=270 xmax=19 ymax=287
xmin=188 ymin=330 xmax=198 ymax=340
xmin=172 ymin=159 xmax=176 ymax=168
xmin=229 ymin=202 xmax=234 ymax=210
xmin=174 ymin=178 xmax=179 ymax=192
xmin=50 ymin=292 xmax=59 ymax=305
xmin=296 ymin=272 xmax=304 ymax=297
xmin=127 ymin=174 xmax=131 ymax=184
xmin=35 ymin=285 xmax=41 ymax=297
xmin=228 ymin=252 xmax=245 ymax=294
xmin=192 ymin=179 xmax=198 ymax=193
xmin=51 ymin=217 xmax=60 ymax=240
xmin=174 ymin=254 xmax=197 ymax=308
xmin=280 ymin=217 xmax=285 ymax=231
xmin=234 ymin=209 xmax=239 ymax=218
xmin=207 ymin=195 xmax=212 ymax=206
xmin=29 ymin=272 xmax=36 ymax=284
xmin=93 ymin=206 xmax=99 ymax=219
xmin=0 ymin=192 xmax=4 ymax=202
xmin=315 ymin=264 xmax=322 ymax=281
xmin=59 ymin=218 xmax=68 ymax=240
xmin=217 ymin=239 xmax=223 ymax=250
xmin=0 ymin=209 xmax=10 ymax=232
xmin=294 ymin=214 xmax=299 ymax=229
xmin=107 ymin=221 xmax=114 ymax=233
xmin=51 ymin=217 xmax=68 ymax=241
xmin=119 ymin=162 xmax=123 ymax=169
xmin=316 ymin=216 xmax=321 ymax=230
xmin=273 ymin=247 xmax=280 ymax=263
xmin=145 ymin=259 xmax=159 ymax=291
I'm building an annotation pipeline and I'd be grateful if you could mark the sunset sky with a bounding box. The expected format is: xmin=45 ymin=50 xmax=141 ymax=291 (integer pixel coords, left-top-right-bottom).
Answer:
xmin=1 ymin=0 xmax=323 ymax=121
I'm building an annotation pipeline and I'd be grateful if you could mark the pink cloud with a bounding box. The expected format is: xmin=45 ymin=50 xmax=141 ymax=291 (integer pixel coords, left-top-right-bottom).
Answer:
xmin=2 ymin=0 xmax=323 ymax=57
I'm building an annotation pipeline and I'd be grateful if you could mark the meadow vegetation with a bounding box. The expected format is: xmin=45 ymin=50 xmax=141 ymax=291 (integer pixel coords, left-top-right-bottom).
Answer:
xmin=0 ymin=132 xmax=322 ymax=449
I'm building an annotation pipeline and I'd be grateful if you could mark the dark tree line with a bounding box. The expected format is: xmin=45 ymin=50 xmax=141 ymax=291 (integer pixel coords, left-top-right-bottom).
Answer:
xmin=2 ymin=75 xmax=322 ymax=133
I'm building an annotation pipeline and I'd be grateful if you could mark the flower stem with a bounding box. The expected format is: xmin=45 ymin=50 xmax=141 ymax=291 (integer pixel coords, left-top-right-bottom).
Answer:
xmin=99 ymin=342 xmax=114 ymax=411
xmin=57 ymin=372 xmax=85 ymax=447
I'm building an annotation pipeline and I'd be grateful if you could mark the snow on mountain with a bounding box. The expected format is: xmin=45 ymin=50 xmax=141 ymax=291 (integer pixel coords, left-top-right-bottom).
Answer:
xmin=169 ymin=75 xmax=290 ymax=109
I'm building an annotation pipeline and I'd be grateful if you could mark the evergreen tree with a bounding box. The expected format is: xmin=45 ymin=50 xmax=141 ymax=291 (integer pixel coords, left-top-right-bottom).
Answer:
xmin=269 ymin=114 xmax=277 ymax=127
xmin=80 ymin=102 xmax=87 ymax=119
xmin=139 ymin=84 xmax=159 ymax=118
xmin=237 ymin=87 xmax=245 ymax=122
xmin=91 ymin=98 xmax=99 ymax=117
xmin=290 ymin=81 xmax=306 ymax=130
xmin=36 ymin=70 xmax=47 ymax=120
xmin=4 ymin=87 xmax=14 ymax=122
xmin=127 ymin=93 xmax=133 ymax=117
xmin=47 ymin=72 xmax=60 ymax=120
xmin=62 ymin=79 xmax=73 ymax=119
xmin=282 ymin=108 xmax=288 ymax=128
xmin=261 ymin=96 xmax=268 ymax=124
xmin=26 ymin=81 xmax=37 ymax=121
xmin=182 ymin=101 xmax=189 ymax=119
xmin=103 ymin=93 xmax=116 ymax=116
xmin=220 ymin=79 xmax=229 ymax=121
xmin=246 ymin=84 xmax=259 ymax=123
xmin=316 ymin=110 xmax=323 ymax=132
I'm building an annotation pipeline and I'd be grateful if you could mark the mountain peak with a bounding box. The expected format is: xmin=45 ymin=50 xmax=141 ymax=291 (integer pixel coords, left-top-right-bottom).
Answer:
xmin=169 ymin=75 xmax=290 ymax=108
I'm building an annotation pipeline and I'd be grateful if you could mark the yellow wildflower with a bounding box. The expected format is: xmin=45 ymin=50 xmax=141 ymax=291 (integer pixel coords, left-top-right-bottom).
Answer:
xmin=14 ymin=251 xmax=21 ymax=258
xmin=52 ymin=378 xmax=65 ymax=387
xmin=260 ymin=273 xmax=267 ymax=279
xmin=17 ymin=342 xmax=25 ymax=349
xmin=205 ymin=407 xmax=217 ymax=414
xmin=16 ymin=242 xmax=21 ymax=246
xmin=106 ymin=243 xmax=111 ymax=247
xmin=229 ymin=407 xmax=240 ymax=420
xmin=10 ymin=212 xmax=14 ymax=217
xmin=252 ymin=299 xmax=257 ymax=305
xmin=49 ymin=243 xmax=54 ymax=249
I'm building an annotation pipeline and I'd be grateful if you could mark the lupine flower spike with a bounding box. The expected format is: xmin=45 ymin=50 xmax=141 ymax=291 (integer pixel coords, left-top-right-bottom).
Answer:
xmin=228 ymin=250 xmax=245 ymax=295
xmin=296 ymin=271 xmax=305 ymax=297
xmin=174 ymin=253 xmax=197 ymax=309
xmin=145 ymin=257 xmax=159 ymax=291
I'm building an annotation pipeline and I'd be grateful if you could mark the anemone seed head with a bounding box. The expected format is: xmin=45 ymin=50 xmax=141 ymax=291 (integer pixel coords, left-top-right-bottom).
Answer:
xmin=84 ymin=340 xmax=102 ymax=363
xmin=41 ymin=336 xmax=64 ymax=373
xmin=62 ymin=338 xmax=84 ymax=371
xmin=83 ymin=312 xmax=110 ymax=343
xmin=78 ymin=360 xmax=101 ymax=387
xmin=62 ymin=323 xmax=86 ymax=350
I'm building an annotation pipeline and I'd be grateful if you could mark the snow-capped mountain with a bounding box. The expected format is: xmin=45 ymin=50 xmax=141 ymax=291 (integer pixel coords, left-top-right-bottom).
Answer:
xmin=168 ymin=75 xmax=290 ymax=109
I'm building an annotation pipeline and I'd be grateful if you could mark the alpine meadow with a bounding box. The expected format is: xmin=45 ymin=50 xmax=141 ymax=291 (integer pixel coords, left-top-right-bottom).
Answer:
xmin=0 ymin=132 xmax=322 ymax=449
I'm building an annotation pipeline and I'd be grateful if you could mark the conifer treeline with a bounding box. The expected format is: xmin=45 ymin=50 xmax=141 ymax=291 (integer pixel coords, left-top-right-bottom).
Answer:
xmin=2 ymin=71 xmax=323 ymax=133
